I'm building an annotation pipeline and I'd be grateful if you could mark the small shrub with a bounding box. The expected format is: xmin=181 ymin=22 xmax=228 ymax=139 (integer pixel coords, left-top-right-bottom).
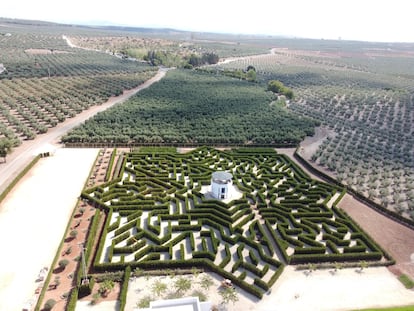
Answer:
xmin=98 ymin=279 xmax=115 ymax=297
xmin=61 ymin=292 xmax=69 ymax=299
xmin=191 ymin=289 xmax=207 ymax=302
xmin=398 ymin=274 xmax=414 ymax=289
xmin=58 ymin=259 xmax=70 ymax=269
xmin=137 ymin=295 xmax=152 ymax=308
xmin=174 ymin=276 xmax=192 ymax=294
xmin=53 ymin=276 xmax=61 ymax=287
xmin=198 ymin=274 xmax=214 ymax=290
xmin=69 ymin=229 xmax=78 ymax=238
xmin=90 ymin=293 xmax=100 ymax=305
xmin=44 ymin=299 xmax=56 ymax=310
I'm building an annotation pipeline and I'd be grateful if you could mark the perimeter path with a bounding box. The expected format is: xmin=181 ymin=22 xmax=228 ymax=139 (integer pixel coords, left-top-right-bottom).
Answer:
xmin=0 ymin=67 xmax=167 ymax=196
xmin=0 ymin=148 xmax=98 ymax=311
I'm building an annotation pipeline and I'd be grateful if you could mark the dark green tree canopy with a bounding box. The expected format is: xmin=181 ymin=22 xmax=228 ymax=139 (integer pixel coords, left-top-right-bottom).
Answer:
xmin=267 ymin=80 xmax=294 ymax=99
xmin=62 ymin=70 xmax=316 ymax=146
xmin=0 ymin=138 xmax=13 ymax=161
xmin=246 ymin=65 xmax=256 ymax=72
xmin=187 ymin=52 xmax=219 ymax=67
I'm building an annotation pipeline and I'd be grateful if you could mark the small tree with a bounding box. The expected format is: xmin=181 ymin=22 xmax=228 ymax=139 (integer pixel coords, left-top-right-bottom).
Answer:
xmin=333 ymin=262 xmax=343 ymax=274
xmin=219 ymin=287 xmax=239 ymax=305
xmin=69 ymin=229 xmax=78 ymax=239
xmin=191 ymin=267 xmax=200 ymax=278
xmin=359 ymin=260 xmax=368 ymax=272
xmin=307 ymin=263 xmax=316 ymax=275
xmin=98 ymin=279 xmax=115 ymax=297
xmin=246 ymin=65 xmax=256 ymax=72
xmin=65 ymin=246 xmax=72 ymax=255
xmin=44 ymin=299 xmax=56 ymax=310
xmin=368 ymin=189 xmax=376 ymax=199
xmin=151 ymin=280 xmax=167 ymax=297
xmin=133 ymin=267 xmax=143 ymax=277
xmin=174 ymin=276 xmax=192 ymax=294
xmin=91 ymin=293 xmax=100 ymax=305
xmin=137 ymin=295 xmax=152 ymax=308
xmin=166 ymin=268 xmax=175 ymax=279
xmin=246 ymin=69 xmax=257 ymax=82
xmin=191 ymin=289 xmax=207 ymax=302
xmin=198 ymin=274 xmax=214 ymax=290
xmin=53 ymin=276 xmax=61 ymax=288
xmin=58 ymin=259 xmax=69 ymax=270
xmin=0 ymin=138 xmax=13 ymax=162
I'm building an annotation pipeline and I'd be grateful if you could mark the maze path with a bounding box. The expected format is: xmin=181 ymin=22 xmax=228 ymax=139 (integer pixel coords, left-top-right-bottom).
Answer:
xmin=83 ymin=147 xmax=386 ymax=298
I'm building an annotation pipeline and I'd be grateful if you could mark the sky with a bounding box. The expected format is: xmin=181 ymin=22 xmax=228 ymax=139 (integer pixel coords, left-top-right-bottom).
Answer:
xmin=1 ymin=0 xmax=413 ymax=42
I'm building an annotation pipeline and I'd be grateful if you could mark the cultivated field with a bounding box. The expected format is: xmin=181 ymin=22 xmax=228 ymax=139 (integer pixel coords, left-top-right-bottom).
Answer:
xmin=62 ymin=70 xmax=317 ymax=146
xmin=0 ymin=21 xmax=156 ymax=144
xmin=213 ymin=47 xmax=414 ymax=220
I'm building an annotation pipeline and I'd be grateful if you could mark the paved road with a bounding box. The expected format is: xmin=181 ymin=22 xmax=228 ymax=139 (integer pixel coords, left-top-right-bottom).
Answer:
xmin=0 ymin=68 xmax=167 ymax=196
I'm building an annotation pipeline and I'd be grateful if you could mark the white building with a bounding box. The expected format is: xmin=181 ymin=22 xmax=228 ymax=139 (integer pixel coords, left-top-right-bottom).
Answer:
xmin=211 ymin=171 xmax=233 ymax=200
xmin=137 ymin=296 xmax=211 ymax=311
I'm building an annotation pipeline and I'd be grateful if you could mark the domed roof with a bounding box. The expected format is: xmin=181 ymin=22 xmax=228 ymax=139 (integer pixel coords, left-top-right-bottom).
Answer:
xmin=212 ymin=171 xmax=233 ymax=182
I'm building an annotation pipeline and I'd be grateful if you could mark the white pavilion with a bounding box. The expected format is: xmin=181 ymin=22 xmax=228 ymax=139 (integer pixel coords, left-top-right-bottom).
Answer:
xmin=211 ymin=171 xmax=233 ymax=199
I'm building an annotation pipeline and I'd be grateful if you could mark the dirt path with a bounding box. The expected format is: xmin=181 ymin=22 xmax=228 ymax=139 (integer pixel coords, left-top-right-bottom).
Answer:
xmin=281 ymin=143 xmax=414 ymax=278
xmin=298 ymin=126 xmax=333 ymax=160
xmin=295 ymin=129 xmax=414 ymax=278
xmin=0 ymin=68 xmax=167 ymax=197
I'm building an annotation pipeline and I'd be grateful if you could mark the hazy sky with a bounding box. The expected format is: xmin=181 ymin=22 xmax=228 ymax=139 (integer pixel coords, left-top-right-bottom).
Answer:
xmin=1 ymin=0 xmax=413 ymax=42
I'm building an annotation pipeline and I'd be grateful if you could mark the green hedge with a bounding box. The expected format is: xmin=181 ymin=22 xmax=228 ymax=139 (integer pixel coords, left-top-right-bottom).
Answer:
xmin=78 ymin=276 xmax=95 ymax=298
xmin=105 ymin=148 xmax=117 ymax=182
xmin=290 ymin=252 xmax=382 ymax=264
xmin=398 ymin=274 xmax=414 ymax=289
xmin=119 ymin=266 xmax=131 ymax=311
xmin=66 ymin=287 xmax=78 ymax=311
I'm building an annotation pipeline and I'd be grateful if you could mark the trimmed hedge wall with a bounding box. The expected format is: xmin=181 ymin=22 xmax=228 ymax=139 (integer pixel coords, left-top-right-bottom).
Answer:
xmin=83 ymin=146 xmax=392 ymax=302
xmin=119 ymin=266 xmax=131 ymax=311
xmin=294 ymin=149 xmax=414 ymax=230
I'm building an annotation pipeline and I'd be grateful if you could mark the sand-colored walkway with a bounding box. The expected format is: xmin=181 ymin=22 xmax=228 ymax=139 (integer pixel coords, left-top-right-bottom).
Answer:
xmin=0 ymin=148 xmax=98 ymax=311
xmin=257 ymin=266 xmax=414 ymax=311
xmin=97 ymin=267 xmax=414 ymax=311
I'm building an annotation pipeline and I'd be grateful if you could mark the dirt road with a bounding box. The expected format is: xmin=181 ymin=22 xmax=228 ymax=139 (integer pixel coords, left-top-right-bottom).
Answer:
xmin=0 ymin=68 xmax=167 ymax=196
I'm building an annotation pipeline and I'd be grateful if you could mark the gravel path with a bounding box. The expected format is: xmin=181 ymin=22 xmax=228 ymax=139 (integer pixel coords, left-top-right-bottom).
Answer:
xmin=339 ymin=194 xmax=414 ymax=278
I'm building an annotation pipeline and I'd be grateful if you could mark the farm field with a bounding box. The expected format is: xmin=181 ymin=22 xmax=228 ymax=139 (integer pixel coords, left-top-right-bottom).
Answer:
xmin=62 ymin=69 xmax=317 ymax=145
xmin=212 ymin=46 xmax=414 ymax=221
xmin=0 ymin=20 xmax=157 ymax=145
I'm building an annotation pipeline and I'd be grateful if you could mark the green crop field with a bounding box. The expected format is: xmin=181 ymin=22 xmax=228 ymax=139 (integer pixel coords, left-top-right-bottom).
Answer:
xmin=213 ymin=47 xmax=414 ymax=221
xmin=62 ymin=69 xmax=317 ymax=146
xmin=82 ymin=147 xmax=390 ymax=299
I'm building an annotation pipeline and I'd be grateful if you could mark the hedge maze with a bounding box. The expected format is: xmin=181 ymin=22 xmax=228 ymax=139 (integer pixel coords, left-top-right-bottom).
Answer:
xmin=82 ymin=147 xmax=387 ymax=298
